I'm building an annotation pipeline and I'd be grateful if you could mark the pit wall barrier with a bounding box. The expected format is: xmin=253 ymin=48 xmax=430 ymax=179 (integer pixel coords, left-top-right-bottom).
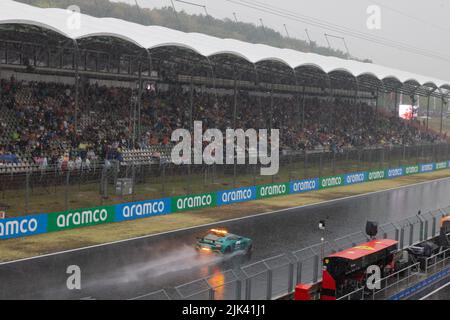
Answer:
xmin=388 ymin=267 xmax=450 ymax=300
xmin=1 ymin=160 xmax=450 ymax=240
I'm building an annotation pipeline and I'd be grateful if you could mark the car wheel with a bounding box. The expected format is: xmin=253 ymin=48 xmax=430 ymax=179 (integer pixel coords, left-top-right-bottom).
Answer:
xmin=224 ymin=247 xmax=232 ymax=254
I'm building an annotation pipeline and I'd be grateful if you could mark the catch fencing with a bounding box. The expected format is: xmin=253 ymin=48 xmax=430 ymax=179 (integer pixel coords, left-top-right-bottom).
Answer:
xmin=1 ymin=143 xmax=449 ymax=218
xmin=1 ymin=145 xmax=450 ymax=241
xmin=132 ymin=206 xmax=450 ymax=300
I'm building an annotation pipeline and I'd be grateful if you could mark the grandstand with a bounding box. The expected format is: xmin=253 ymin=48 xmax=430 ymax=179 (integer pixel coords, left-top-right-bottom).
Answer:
xmin=0 ymin=0 xmax=450 ymax=216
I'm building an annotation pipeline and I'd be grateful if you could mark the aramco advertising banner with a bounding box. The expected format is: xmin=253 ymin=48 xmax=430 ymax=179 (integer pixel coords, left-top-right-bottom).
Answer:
xmin=0 ymin=214 xmax=48 ymax=240
xmin=171 ymin=192 xmax=217 ymax=212
xmin=115 ymin=198 xmax=172 ymax=221
xmin=1 ymin=160 xmax=449 ymax=240
xmin=319 ymin=175 xmax=344 ymax=189
xmin=47 ymin=206 xmax=115 ymax=232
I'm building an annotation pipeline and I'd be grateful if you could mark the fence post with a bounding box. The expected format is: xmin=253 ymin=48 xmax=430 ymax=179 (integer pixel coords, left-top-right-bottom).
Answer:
xmin=100 ymin=165 xmax=108 ymax=201
xmin=64 ymin=169 xmax=70 ymax=210
xmin=318 ymin=152 xmax=323 ymax=178
xmin=424 ymin=220 xmax=429 ymax=240
xmin=395 ymin=228 xmax=399 ymax=241
xmin=235 ymin=280 xmax=242 ymax=300
xmin=304 ymin=150 xmax=308 ymax=178
xmin=161 ymin=164 xmax=166 ymax=194
xmin=409 ymin=223 xmax=414 ymax=245
xmin=399 ymin=228 xmax=405 ymax=249
xmin=288 ymin=263 xmax=294 ymax=294
xmin=25 ymin=171 xmax=30 ymax=214
xmin=313 ymin=255 xmax=319 ymax=282
xmin=296 ymin=261 xmax=302 ymax=284
xmin=208 ymin=288 xmax=215 ymax=300
xmin=266 ymin=269 xmax=273 ymax=300
xmin=245 ymin=278 xmax=252 ymax=300
xmin=131 ymin=163 xmax=136 ymax=202
xmin=419 ymin=220 xmax=424 ymax=241
xmin=432 ymin=217 xmax=437 ymax=236
xmin=332 ymin=152 xmax=336 ymax=174
xmin=113 ymin=160 xmax=119 ymax=186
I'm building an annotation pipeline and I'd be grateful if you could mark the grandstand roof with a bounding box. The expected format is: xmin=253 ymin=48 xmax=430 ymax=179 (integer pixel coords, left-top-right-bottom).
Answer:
xmin=1 ymin=0 xmax=449 ymax=96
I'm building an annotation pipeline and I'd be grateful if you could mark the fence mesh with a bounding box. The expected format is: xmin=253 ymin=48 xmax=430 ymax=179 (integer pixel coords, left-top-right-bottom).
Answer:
xmin=2 ymin=143 xmax=450 ymax=217
xmin=165 ymin=208 xmax=449 ymax=301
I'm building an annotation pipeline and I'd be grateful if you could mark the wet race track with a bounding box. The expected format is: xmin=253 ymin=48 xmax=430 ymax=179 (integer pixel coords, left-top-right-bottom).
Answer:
xmin=1 ymin=177 xmax=450 ymax=300
xmin=424 ymin=283 xmax=450 ymax=300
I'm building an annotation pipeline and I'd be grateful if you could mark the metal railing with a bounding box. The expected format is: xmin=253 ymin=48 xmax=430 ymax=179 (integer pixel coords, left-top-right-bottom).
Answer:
xmin=337 ymin=263 xmax=421 ymax=300
xmin=424 ymin=247 xmax=450 ymax=275
xmin=339 ymin=248 xmax=450 ymax=301
xmin=131 ymin=206 xmax=449 ymax=300
xmin=2 ymin=143 xmax=449 ymax=218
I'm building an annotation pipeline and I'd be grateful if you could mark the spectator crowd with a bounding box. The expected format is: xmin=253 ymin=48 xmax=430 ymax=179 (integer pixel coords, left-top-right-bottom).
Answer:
xmin=0 ymin=77 xmax=445 ymax=169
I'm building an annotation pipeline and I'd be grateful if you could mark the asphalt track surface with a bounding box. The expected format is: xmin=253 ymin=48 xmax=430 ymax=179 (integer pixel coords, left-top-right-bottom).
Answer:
xmin=1 ymin=177 xmax=450 ymax=300
xmin=424 ymin=282 xmax=450 ymax=300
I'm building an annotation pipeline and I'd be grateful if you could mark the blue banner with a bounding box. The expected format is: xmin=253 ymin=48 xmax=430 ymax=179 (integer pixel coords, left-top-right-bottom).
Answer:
xmin=217 ymin=186 xmax=257 ymax=206
xmin=386 ymin=167 xmax=404 ymax=179
xmin=344 ymin=172 xmax=368 ymax=185
xmin=420 ymin=163 xmax=435 ymax=173
xmin=290 ymin=178 xmax=319 ymax=193
xmin=0 ymin=214 xmax=48 ymax=240
xmin=115 ymin=198 xmax=171 ymax=222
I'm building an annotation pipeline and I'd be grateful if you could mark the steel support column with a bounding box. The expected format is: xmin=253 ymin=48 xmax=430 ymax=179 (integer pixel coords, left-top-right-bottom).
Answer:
xmin=137 ymin=60 xmax=143 ymax=145
xmin=425 ymin=94 xmax=430 ymax=130
xmin=73 ymin=40 xmax=80 ymax=133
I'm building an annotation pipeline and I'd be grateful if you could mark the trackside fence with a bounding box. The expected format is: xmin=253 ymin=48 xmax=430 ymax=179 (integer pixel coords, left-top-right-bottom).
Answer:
xmin=133 ymin=206 xmax=450 ymax=300
xmin=1 ymin=148 xmax=450 ymax=241
xmin=3 ymin=144 xmax=450 ymax=218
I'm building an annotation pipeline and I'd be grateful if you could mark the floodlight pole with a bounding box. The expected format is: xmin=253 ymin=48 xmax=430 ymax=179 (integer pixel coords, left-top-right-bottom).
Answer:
xmin=283 ymin=24 xmax=290 ymax=39
xmin=305 ymin=29 xmax=312 ymax=49
xmin=259 ymin=19 xmax=268 ymax=41
xmin=324 ymin=33 xmax=331 ymax=49
xmin=233 ymin=12 xmax=238 ymax=23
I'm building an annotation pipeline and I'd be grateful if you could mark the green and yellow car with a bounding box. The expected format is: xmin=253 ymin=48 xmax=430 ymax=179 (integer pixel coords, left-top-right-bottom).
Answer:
xmin=196 ymin=229 xmax=253 ymax=255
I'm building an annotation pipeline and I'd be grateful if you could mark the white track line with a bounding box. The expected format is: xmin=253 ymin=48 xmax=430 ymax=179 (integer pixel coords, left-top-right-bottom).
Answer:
xmin=1 ymin=175 xmax=450 ymax=266
xmin=419 ymin=280 xmax=450 ymax=300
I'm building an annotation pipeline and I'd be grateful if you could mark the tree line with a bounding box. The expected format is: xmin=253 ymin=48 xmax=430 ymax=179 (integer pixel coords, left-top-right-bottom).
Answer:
xmin=17 ymin=0 xmax=371 ymax=62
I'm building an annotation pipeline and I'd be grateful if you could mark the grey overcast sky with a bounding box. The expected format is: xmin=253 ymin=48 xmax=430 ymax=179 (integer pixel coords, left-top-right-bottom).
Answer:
xmin=112 ymin=0 xmax=450 ymax=81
